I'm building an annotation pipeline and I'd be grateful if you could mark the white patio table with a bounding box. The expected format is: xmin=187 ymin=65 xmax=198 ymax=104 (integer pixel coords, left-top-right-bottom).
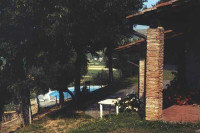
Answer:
xmin=98 ymin=99 xmax=119 ymax=119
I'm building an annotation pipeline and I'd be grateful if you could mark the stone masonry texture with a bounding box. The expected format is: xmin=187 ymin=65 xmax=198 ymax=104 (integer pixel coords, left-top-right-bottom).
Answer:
xmin=146 ymin=27 xmax=164 ymax=120
xmin=139 ymin=59 xmax=145 ymax=101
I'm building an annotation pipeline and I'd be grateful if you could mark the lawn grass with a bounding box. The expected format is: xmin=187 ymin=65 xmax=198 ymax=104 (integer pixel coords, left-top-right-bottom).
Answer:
xmin=17 ymin=111 xmax=200 ymax=133
xmin=82 ymin=68 xmax=120 ymax=83
xmin=17 ymin=76 xmax=137 ymax=133
xmin=70 ymin=112 xmax=200 ymax=133
xmin=88 ymin=60 xmax=105 ymax=66
xmin=17 ymin=107 xmax=93 ymax=133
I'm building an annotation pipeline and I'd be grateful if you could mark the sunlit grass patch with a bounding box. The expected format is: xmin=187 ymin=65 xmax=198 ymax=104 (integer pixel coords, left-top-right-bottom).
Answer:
xmin=17 ymin=110 xmax=93 ymax=133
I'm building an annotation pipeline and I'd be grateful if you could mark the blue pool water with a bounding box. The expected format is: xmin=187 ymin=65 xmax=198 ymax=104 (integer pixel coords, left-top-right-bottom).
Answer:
xmin=49 ymin=85 xmax=102 ymax=99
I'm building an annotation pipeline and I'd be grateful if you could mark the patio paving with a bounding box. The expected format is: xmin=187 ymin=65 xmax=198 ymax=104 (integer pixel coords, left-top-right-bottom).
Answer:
xmin=162 ymin=105 xmax=200 ymax=123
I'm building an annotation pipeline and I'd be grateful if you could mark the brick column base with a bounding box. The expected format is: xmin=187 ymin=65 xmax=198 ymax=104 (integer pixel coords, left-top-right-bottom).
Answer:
xmin=145 ymin=27 xmax=164 ymax=120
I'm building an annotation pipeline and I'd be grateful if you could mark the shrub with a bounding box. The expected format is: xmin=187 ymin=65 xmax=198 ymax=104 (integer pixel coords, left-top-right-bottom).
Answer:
xmin=116 ymin=93 xmax=140 ymax=112
xmin=92 ymin=70 xmax=109 ymax=85
xmin=163 ymin=72 xmax=200 ymax=108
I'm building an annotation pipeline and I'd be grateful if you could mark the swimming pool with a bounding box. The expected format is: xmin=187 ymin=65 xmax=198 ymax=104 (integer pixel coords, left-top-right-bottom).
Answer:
xmin=49 ymin=85 xmax=102 ymax=99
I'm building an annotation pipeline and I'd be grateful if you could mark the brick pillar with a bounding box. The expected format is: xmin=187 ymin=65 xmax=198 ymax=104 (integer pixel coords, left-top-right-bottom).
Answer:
xmin=146 ymin=27 xmax=164 ymax=120
xmin=139 ymin=59 xmax=145 ymax=101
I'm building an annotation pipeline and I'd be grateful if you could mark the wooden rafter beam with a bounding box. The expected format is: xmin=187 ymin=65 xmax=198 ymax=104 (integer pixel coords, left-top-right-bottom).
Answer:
xmin=133 ymin=30 xmax=147 ymax=39
xmin=127 ymin=60 xmax=139 ymax=67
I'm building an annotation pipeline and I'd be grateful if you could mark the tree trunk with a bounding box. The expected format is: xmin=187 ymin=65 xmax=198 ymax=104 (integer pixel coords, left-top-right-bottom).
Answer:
xmin=75 ymin=51 xmax=81 ymax=101
xmin=66 ymin=88 xmax=75 ymax=101
xmin=0 ymin=103 xmax=4 ymax=132
xmin=36 ymin=92 xmax=40 ymax=113
xmin=59 ymin=90 xmax=64 ymax=105
xmin=107 ymin=47 xmax=113 ymax=83
xmin=120 ymin=70 xmax=122 ymax=79
xmin=21 ymin=88 xmax=31 ymax=127
xmin=75 ymin=73 xmax=81 ymax=101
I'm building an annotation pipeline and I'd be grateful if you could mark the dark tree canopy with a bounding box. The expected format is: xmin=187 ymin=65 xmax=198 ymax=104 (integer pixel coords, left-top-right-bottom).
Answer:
xmin=0 ymin=0 xmax=144 ymax=127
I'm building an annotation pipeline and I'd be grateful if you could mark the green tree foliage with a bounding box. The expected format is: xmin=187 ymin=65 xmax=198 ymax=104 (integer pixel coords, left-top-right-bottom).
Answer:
xmin=92 ymin=70 xmax=109 ymax=85
xmin=113 ymin=53 xmax=140 ymax=78
xmin=0 ymin=0 xmax=145 ymax=127
xmin=91 ymin=0 xmax=144 ymax=83
xmin=64 ymin=0 xmax=144 ymax=98
xmin=45 ymin=61 xmax=76 ymax=104
xmin=0 ymin=59 xmax=12 ymax=130
xmin=0 ymin=0 xmax=55 ymax=126
xmin=42 ymin=3 xmax=78 ymax=103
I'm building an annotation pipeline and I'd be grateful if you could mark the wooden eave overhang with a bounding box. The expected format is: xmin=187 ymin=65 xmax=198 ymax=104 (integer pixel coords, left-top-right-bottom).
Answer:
xmin=115 ymin=30 xmax=184 ymax=51
xmin=126 ymin=0 xmax=199 ymax=26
